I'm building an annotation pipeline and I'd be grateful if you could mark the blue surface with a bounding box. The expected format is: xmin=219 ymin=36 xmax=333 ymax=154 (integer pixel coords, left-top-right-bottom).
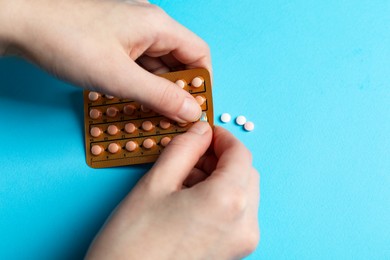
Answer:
xmin=1 ymin=0 xmax=390 ymax=259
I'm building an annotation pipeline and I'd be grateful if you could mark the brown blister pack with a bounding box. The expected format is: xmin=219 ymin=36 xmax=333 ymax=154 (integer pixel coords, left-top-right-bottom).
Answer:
xmin=83 ymin=68 xmax=213 ymax=168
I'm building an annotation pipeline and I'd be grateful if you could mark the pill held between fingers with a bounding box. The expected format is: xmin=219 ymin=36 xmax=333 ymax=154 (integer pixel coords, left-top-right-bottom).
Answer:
xmin=91 ymin=145 xmax=104 ymax=156
xmin=175 ymin=79 xmax=187 ymax=89
xmin=89 ymin=109 xmax=102 ymax=119
xmin=220 ymin=113 xmax=231 ymax=123
xmin=123 ymin=104 xmax=136 ymax=115
xmin=160 ymin=136 xmax=171 ymax=147
xmin=88 ymin=92 xmax=101 ymax=101
xmin=107 ymin=125 xmax=119 ymax=135
xmin=159 ymin=119 xmax=171 ymax=130
xmin=106 ymin=107 xmax=119 ymax=118
xmin=108 ymin=143 xmax=121 ymax=154
xmin=90 ymin=127 xmax=102 ymax=137
xmin=244 ymin=121 xmax=255 ymax=131
xmin=236 ymin=115 xmax=247 ymax=125
xmin=143 ymin=138 xmax=155 ymax=149
xmin=125 ymin=141 xmax=138 ymax=152
xmin=142 ymin=121 xmax=154 ymax=132
xmin=195 ymin=95 xmax=206 ymax=105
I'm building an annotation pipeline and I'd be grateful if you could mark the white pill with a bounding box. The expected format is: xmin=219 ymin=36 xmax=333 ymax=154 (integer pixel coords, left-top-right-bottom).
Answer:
xmin=195 ymin=95 xmax=206 ymax=105
xmin=244 ymin=121 xmax=255 ymax=131
xmin=220 ymin=113 xmax=231 ymax=123
xmin=191 ymin=76 xmax=204 ymax=88
xmin=236 ymin=115 xmax=246 ymax=125
xmin=88 ymin=92 xmax=101 ymax=101
xmin=175 ymin=79 xmax=186 ymax=89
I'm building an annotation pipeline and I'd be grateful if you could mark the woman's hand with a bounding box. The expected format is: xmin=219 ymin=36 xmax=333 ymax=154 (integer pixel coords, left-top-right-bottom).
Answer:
xmin=86 ymin=122 xmax=260 ymax=260
xmin=0 ymin=0 xmax=211 ymax=123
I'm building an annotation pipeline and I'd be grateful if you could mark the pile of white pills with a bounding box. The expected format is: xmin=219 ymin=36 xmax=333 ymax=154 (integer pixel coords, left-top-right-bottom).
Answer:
xmin=219 ymin=113 xmax=255 ymax=132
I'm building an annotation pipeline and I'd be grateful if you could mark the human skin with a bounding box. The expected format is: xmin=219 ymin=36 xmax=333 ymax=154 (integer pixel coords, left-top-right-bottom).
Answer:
xmin=0 ymin=0 xmax=260 ymax=259
xmin=0 ymin=0 xmax=211 ymax=123
xmin=86 ymin=122 xmax=260 ymax=260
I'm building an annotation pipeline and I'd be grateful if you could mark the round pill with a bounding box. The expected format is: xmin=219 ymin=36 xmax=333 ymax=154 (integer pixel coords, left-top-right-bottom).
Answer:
xmin=108 ymin=143 xmax=121 ymax=154
xmin=90 ymin=127 xmax=102 ymax=137
xmin=105 ymin=94 xmax=115 ymax=99
xmin=159 ymin=119 xmax=171 ymax=130
xmin=160 ymin=136 xmax=172 ymax=147
xmin=177 ymin=122 xmax=188 ymax=127
xmin=244 ymin=121 xmax=255 ymax=132
xmin=175 ymin=79 xmax=186 ymax=89
xmin=91 ymin=145 xmax=104 ymax=156
xmin=123 ymin=104 xmax=136 ymax=115
xmin=89 ymin=109 xmax=102 ymax=119
xmin=220 ymin=113 xmax=231 ymax=123
xmin=107 ymin=125 xmax=119 ymax=135
xmin=191 ymin=76 xmax=204 ymax=88
xmin=142 ymin=121 xmax=154 ymax=132
xmin=143 ymin=138 xmax=155 ymax=149
xmin=88 ymin=92 xmax=101 ymax=101
xmin=195 ymin=95 xmax=206 ymax=105
xmin=124 ymin=123 xmax=136 ymax=134
xmin=140 ymin=105 xmax=151 ymax=113
xmin=236 ymin=115 xmax=247 ymax=126
xmin=125 ymin=141 xmax=138 ymax=152
xmin=106 ymin=107 xmax=119 ymax=117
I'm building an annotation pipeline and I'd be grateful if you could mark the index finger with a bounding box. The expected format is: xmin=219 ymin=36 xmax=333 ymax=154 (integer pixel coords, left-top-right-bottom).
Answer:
xmin=209 ymin=126 xmax=253 ymax=183
xmin=144 ymin=7 xmax=212 ymax=77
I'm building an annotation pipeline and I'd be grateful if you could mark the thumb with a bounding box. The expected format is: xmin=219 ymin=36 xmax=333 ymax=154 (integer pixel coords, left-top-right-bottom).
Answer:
xmin=147 ymin=122 xmax=212 ymax=192
xmin=101 ymin=56 xmax=202 ymax=123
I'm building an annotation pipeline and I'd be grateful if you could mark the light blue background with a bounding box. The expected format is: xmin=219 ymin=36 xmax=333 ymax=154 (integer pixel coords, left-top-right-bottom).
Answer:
xmin=1 ymin=0 xmax=389 ymax=259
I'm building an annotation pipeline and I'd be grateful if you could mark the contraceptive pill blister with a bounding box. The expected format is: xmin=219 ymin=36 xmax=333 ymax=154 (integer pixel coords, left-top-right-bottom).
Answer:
xmin=83 ymin=68 xmax=214 ymax=168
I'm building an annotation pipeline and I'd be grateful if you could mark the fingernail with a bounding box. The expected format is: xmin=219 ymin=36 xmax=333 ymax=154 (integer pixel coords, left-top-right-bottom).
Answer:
xmin=189 ymin=121 xmax=210 ymax=135
xmin=178 ymin=97 xmax=202 ymax=122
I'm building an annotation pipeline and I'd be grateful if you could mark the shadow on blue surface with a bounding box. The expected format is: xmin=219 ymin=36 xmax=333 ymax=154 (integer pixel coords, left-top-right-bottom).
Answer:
xmin=0 ymin=57 xmax=85 ymax=147
xmin=0 ymin=57 xmax=153 ymax=259
xmin=1 ymin=58 xmax=73 ymax=106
